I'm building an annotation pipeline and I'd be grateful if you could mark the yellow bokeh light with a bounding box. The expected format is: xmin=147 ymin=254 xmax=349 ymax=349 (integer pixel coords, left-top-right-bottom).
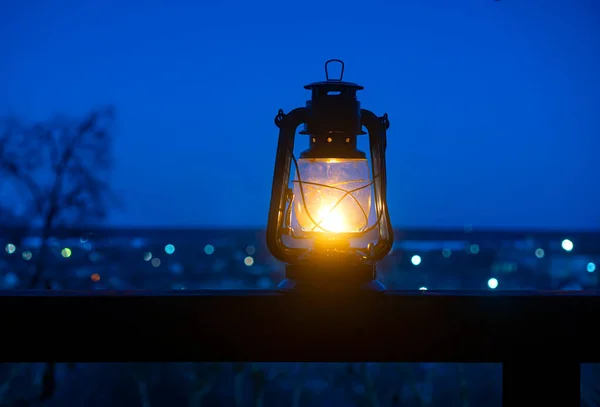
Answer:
xmin=61 ymin=248 xmax=72 ymax=258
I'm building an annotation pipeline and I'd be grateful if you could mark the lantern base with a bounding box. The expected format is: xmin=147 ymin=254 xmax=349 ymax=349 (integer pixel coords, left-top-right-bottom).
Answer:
xmin=277 ymin=263 xmax=386 ymax=294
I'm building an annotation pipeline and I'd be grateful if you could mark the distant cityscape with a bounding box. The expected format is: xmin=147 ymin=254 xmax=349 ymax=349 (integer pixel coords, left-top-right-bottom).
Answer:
xmin=1 ymin=227 xmax=598 ymax=291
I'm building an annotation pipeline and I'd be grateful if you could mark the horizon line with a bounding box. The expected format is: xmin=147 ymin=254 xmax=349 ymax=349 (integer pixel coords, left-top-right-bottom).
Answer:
xmin=2 ymin=224 xmax=599 ymax=235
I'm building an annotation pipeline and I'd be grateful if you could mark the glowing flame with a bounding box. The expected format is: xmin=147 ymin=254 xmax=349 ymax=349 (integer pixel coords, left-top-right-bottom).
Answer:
xmin=316 ymin=205 xmax=348 ymax=233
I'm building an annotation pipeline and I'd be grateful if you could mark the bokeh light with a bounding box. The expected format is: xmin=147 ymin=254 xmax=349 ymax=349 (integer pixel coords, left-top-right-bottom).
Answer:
xmin=204 ymin=244 xmax=215 ymax=255
xmin=244 ymin=256 xmax=254 ymax=266
xmin=561 ymin=239 xmax=574 ymax=252
xmin=91 ymin=273 xmax=101 ymax=282
xmin=5 ymin=243 xmax=16 ymax=254
xmin=61 ymin=248 xmax=72 ymax=258
xmin=151 ymin=258 xmax=161 ymax=267
xmin=143 ymin=252 xmax=152 ymax=261
xmin=535 ymin=248 xmax=545 ymax=258
xmin=165 ymin=244 xmax=175 ymax=255
xmin=411 ymin=255 xmax=422 ymax=266
xmin=488 ymin=278 xmax=498 ymax=289
xmin=22 ymin=251 xmax=32 ymax=261
xmin=588 ymin=262 xmax=596 ymax=273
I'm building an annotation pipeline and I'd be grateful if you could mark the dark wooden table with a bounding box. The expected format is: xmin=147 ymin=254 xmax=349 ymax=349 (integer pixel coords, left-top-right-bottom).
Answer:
xmin=2 ymin=290 xmax=598 ymax=406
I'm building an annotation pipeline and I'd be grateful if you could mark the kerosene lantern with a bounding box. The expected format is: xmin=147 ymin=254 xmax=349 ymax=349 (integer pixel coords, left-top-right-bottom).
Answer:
xmin=266 ymin=59 xmax=393 ymax=293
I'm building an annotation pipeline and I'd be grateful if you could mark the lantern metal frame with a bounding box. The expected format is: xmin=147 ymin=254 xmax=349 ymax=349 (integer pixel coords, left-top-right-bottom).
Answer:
xmin=266 ymin=60 xmax=394 ymax=293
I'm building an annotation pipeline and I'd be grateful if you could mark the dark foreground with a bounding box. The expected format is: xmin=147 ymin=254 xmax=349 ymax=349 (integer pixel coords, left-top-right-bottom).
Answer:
xmin=1 ymin=227 xmax=599 ymax=406
xmin=1 ymin=290 xmax=599 ymax=406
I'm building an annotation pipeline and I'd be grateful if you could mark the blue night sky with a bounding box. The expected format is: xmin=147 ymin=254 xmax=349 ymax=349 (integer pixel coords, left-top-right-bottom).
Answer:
xmin=1 ymin=0 xmax=599 ymax=230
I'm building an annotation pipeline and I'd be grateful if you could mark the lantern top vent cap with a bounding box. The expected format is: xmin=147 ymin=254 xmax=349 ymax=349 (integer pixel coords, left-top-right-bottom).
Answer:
xmin=304 ymin=59 xmax=364 ymax=91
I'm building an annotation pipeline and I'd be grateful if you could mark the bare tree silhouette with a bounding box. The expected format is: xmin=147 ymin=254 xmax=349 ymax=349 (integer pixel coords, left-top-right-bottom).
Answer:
xmin=0 ymin=106 xmax=119 ymax=403
xmin=0 ymin=105 xmax=119 ymax=289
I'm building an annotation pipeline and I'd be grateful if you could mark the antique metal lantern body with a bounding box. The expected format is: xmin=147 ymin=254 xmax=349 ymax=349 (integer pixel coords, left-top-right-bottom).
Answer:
xmin=266 ymin=60 xmax=393 ymax=292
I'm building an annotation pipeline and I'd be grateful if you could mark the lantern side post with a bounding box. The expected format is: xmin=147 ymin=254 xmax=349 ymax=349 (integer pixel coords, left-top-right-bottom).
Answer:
xmin=266 ymin=107 xmax=307 ymax=264
xmin=361 ymin=109 xmax=394 ymax=261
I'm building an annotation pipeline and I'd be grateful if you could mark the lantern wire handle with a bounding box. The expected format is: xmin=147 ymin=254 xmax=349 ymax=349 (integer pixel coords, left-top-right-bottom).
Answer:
xmin=325 ymin=59 xmax=344 ymax=81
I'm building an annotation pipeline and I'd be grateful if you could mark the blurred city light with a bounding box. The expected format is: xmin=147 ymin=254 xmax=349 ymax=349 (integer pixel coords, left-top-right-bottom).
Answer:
xmin=561 ymin=239 xmax=574 ymax=252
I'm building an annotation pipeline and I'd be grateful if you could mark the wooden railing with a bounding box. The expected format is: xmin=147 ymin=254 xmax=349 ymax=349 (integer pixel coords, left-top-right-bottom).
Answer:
xmin=2 ymin=290 xmax=598 ymax=406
